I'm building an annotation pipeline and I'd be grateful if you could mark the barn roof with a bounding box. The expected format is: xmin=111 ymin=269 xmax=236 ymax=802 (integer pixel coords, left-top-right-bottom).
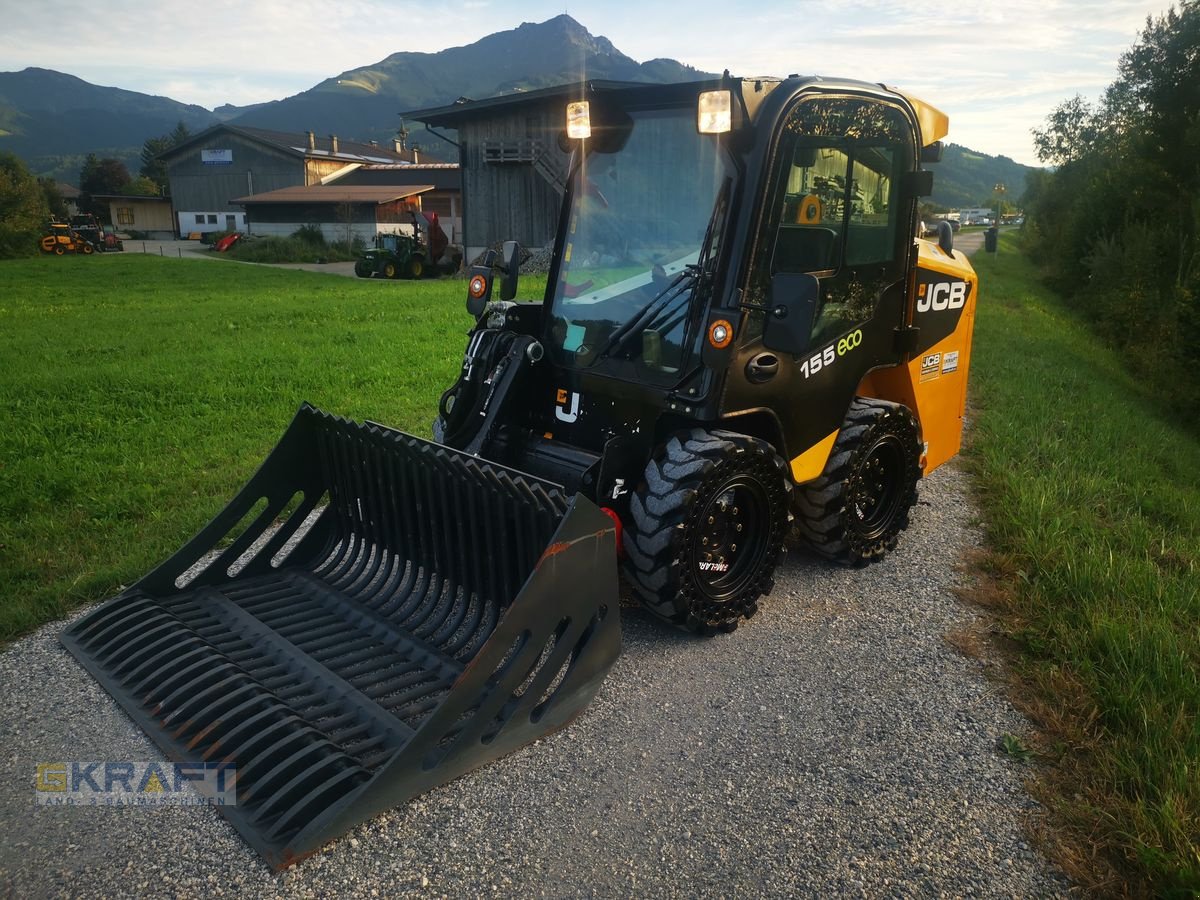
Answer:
xmin=232 ymin=185 xmax=434 ymax=205
xmin=403 ymin=80 xmax=649 ymax=126
xmin=160 ymin=125 xmax=412 ymax=165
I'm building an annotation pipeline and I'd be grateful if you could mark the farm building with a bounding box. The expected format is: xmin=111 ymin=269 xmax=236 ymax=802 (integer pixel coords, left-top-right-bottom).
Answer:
xmin=93 ymin=194 xmax=174 ymax=239
xmin=159 ymin=125 xmax=420 ymax=237
xmin=231 ymin=185 xmax=434 ymax=244
xmin=406 ymin=81 xmax=648 ymax=261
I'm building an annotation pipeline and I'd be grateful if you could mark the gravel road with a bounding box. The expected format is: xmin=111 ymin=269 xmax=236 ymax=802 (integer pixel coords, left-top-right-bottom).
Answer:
xmin=0 ymin=461 xmax=1069 ymax=897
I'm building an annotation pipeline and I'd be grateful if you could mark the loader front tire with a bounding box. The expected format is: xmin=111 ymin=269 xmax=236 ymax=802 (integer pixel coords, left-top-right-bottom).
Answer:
xmin=623 ymin=429 xmax=791 ymax=635
xmin=793 ymin=397 xmax=921 ymax=565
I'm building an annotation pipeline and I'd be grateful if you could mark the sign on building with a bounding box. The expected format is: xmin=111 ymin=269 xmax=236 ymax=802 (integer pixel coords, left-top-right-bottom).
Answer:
xmin=201 ymin=149 xmax=233 ymax=166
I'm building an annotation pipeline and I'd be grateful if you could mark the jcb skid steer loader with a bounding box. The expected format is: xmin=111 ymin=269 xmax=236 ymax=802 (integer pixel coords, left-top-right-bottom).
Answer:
xmin=63 ymin=73 xmax=978 ymax=867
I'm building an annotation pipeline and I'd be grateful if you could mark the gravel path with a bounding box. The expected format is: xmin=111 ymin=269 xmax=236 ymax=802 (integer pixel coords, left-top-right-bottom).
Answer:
xmin=0 ymin=462 xmax=1068 ymax=898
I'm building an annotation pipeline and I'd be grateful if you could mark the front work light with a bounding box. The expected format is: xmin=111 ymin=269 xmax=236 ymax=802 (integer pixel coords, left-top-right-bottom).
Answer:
xmin=566 ymin=101 xmax=591 ymax=139
xmin=697 ymin=90 xmax=732 ymax=134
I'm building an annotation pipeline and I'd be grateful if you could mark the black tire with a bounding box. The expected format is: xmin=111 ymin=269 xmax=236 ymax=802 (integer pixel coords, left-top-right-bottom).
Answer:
xmin=53 ymin=245 xmax=66 ymax=256
xmin=408 ymin=256 xmax=425 ymax=279
xmin=623 ymin=429 xmax=792 ymax=634
xmin=793 ymin=397 xmax=921 ymax=565
xmin=383 ymin=260 xmax=399 ymax=279
xmin=354 ymin=261 xmax=372 ymax=278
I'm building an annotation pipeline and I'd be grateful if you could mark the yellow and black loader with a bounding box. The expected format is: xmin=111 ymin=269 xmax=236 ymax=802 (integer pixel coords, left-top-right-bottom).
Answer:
xmin=62 ymin=72 xmax=978 ymax=867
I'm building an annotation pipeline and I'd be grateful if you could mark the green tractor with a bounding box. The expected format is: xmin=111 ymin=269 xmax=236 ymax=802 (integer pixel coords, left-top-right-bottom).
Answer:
xmin=354 ymin=232 xmax=428 ymax=280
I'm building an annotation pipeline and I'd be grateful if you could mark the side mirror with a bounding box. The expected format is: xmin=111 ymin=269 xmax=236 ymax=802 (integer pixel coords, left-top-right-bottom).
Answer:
xmin=936 ymin=220 xmax=954 ymax=255
xmin=762 ymin=273 xmax=820 ymax=356
xmin=901 ymin=170 xmax=934 ymax=198
xmin=921 ymin=141 xmax=944 ymax=163
xmin=499 ymin=240 xmax=520 ymax=302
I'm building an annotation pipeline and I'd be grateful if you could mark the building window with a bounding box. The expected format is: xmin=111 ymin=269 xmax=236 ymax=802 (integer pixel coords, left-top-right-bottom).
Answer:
xmin=116 ymin=208 xmax=134 ymax=226
xmin=207 ymin=214 xmax=218 ymax=224
xmin=195 ymin=214 xmax=205 ymax=225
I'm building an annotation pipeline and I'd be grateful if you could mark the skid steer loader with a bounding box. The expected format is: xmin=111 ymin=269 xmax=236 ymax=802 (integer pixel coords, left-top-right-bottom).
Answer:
xmin=62 ymin=73 xmax=977 ymax=868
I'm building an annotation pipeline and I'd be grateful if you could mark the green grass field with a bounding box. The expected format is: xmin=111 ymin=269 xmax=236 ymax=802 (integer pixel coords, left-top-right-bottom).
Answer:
xmin=0 ymin=254 xmax=537 ymax=640
xmin=967 ymin=236 xmax=1199 ymax=895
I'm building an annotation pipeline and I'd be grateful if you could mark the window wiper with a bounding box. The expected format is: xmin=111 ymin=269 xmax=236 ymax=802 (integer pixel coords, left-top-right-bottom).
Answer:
xmin=590 ymin=176 xmax=731 ymax=363
xmin=591 ymin=268 xmax=697 ymax=361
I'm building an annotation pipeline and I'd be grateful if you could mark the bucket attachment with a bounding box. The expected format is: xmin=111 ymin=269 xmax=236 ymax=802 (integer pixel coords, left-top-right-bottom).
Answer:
xmin=61 ymin=404 xmax=620 ymax=869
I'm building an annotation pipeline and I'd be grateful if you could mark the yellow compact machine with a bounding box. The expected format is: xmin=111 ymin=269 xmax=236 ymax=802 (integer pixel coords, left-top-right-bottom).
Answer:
xmin=62 ymin=74 xmax=977 ymax=867
xmin=39 ymin=221 xmax=94 ymax=255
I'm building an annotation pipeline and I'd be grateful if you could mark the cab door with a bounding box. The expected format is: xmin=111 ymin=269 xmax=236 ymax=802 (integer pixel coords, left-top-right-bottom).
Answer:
xmin=723 ymin=94 xmax=919 ymax=469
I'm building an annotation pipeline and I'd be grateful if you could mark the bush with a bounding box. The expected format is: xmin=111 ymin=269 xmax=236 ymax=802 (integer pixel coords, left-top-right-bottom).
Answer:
xmin=0 ymin=152 xmax=50 ymax=259
xmin=291 ymin=224 xmax=326 ymax=246
xmin=226 ymin=235 xmax=359 ymax=264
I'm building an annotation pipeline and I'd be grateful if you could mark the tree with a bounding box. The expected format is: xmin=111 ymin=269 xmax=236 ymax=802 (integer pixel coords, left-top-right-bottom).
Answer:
xmin=1027 ymin=0 xmax=1200 ymax=430
xmin=140 ymin=120 xmax=191 ymax=195
xmin=1031 ymin=94 xmax=1100 ymax=166
xmin=0 ymin=152 xmax=51 ymax=258
xmin=38 ymin=177 xmax=67 ymax=219
xmin=125 ymin=175 xmax=162 ymax=197
xmin=78 ymin=155 xmax=132 ymax=219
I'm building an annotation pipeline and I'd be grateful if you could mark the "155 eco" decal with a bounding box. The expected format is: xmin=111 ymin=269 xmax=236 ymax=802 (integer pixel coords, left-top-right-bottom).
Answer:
xmin=799 ymin=329 xmax=862 ymax=379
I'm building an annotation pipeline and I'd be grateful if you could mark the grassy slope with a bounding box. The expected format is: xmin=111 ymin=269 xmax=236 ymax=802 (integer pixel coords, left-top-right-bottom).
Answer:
xmin=966 ymin=236 xmax=1199 ymax=895
xmin=0 ymin=255 xmax=541 ymax=640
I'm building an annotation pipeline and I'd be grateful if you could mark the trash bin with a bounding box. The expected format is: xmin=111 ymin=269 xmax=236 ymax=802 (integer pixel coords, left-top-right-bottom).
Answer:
xmin=984 ymin=226 xmax=999 ymax=253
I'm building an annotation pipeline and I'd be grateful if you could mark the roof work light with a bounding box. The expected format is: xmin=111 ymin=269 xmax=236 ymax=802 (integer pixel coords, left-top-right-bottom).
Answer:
xmin=566 ymin=101 xmax=591 ymax=139
xmin=697 ymin=90 xmax=732 ymax=134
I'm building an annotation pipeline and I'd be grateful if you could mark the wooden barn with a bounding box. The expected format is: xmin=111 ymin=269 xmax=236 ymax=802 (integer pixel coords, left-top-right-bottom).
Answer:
xmin=406 ymin=81 xmax=644 ymax=261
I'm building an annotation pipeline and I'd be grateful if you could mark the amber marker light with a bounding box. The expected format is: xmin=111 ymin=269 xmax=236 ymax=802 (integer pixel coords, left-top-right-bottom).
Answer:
xmin=468 ymin=274 xmax=488 ymax=298
xmin=708 ymin=319 xmax=734 ymax=349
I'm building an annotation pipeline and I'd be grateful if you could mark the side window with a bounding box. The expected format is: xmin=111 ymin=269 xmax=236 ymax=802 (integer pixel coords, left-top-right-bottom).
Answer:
xmin=844 ymin=147 xmax=898 ymax=266
xmin=746 ymin=96 xmax=912 ymax=344
xmin=772 ymin=144 xmax=850 ymax=273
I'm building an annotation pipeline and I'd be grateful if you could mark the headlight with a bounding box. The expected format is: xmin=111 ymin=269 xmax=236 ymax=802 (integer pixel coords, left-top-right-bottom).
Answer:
xmin=697 ymin=90 xmax=732 ymax=134
xmin=566 ymin=101 xmax=591 ymax=139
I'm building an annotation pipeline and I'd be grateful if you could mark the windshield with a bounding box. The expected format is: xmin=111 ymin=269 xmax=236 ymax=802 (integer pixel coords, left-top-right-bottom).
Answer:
xmin=548 ymin=107 xmax=729 ymax=384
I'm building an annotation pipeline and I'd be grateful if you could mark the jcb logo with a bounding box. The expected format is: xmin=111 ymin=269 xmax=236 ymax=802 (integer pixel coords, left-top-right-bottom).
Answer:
xmin=916 ymin=280 xmax=968 ymax=313
xmin=555 ymin=389 xmax=580 ymax=423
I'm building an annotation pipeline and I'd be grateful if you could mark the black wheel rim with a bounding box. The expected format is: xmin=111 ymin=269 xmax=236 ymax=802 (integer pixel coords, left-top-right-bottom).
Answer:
xmin=849 ymin=435 xmax=906 ymax=540
xmin=690 ymin=475 xmax=770 ymax=602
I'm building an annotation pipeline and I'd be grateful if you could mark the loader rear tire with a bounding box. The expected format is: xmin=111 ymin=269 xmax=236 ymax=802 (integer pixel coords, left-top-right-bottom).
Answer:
xmin=793 ymin=397 xmax=920 ymax=566
xmin=623 ymin=429 xmax=791 ymax=635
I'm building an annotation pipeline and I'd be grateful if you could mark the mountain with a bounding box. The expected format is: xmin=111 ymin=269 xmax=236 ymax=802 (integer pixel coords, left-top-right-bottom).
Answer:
xmin=926 ymin=143 xmax=1036 ymax=209
xmin=0 ymin=16 xmax=710 ymax=181
xmin=0 ymin=68 xmax=218 ymax=181
xmin=223 ymin=16 xmax=713 ymax=140
xmin=0 ymin=17 xmax=1035 ymax=201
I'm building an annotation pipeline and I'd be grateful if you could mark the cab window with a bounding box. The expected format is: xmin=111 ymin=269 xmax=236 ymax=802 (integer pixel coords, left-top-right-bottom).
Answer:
xmin=747 ymin=97 xmax=912 ymax=345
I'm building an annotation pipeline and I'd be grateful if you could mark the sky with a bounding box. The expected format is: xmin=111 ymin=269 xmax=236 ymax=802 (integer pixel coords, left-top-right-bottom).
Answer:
xmin=0 ymin=0 xmax=1174 ymax=165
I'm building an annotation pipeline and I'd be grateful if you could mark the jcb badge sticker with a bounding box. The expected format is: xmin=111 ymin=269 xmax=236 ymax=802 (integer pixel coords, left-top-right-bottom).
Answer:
xmin=555 ymin=389 xmax=580 ymax=423
xmin=916 ymin=279 xmax=970 ymax=313
xmin=920 ymin=352 xmax=941 ymax=383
